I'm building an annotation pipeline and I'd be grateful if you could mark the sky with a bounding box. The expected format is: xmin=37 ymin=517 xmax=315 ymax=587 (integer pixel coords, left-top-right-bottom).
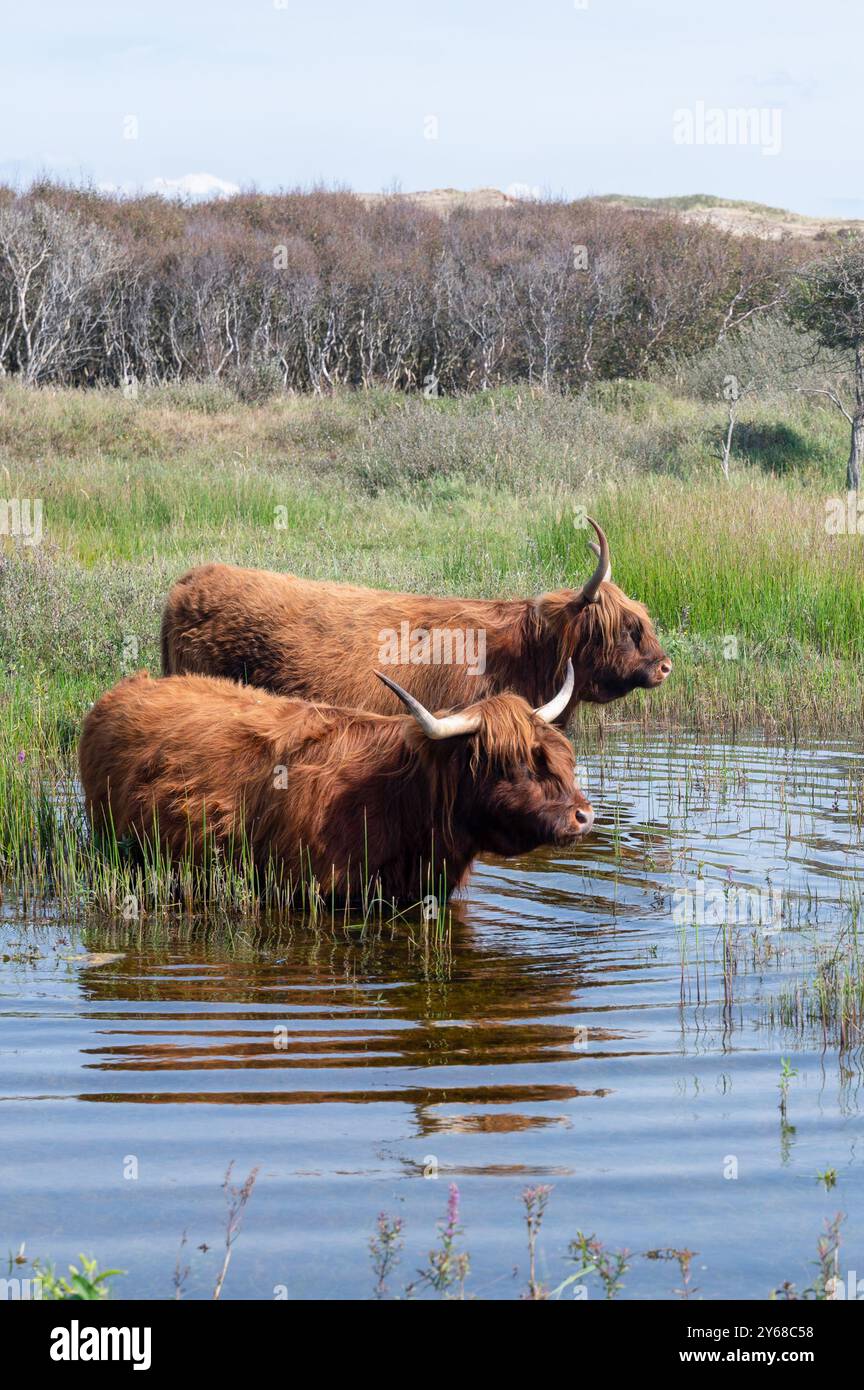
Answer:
xmin=1 ymin=0 xmax=861 ymax=216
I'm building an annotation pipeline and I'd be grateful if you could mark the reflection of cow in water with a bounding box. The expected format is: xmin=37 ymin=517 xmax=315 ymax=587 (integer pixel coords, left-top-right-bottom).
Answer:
xmin=72 ymin=910 xmax=621 ymax=1142
xmin=161 ymin=520 xmax=671 ymax=723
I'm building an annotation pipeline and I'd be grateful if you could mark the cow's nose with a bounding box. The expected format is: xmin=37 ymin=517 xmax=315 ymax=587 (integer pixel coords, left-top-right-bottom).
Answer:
xmin=657 ymin=659 xmax=672 ymax=680
xmin=574 ymin=807 xmax=594 ymax=833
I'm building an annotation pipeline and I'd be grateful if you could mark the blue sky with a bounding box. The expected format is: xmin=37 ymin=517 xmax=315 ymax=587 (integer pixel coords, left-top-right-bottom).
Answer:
xmin=1 ymin=0 xmax=860 ymax=215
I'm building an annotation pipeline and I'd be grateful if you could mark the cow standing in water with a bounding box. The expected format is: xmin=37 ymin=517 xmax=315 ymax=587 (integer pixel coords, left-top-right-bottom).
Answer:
xmin=79 ymin=662 xmax=592 ymax=907
xmin=160 ymin=520 xmax=670 ymax=724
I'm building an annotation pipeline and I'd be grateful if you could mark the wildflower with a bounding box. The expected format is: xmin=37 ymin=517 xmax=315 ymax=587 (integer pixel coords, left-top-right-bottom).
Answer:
xmin=444 ymin=1183 xmax=460 ymax=1240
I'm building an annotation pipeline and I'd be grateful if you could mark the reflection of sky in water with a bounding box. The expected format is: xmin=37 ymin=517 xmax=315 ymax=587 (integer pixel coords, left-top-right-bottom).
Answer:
xmin=1 ymin=735 xmax=863 ymax=1300
xmin=473 ymin=735 xmax=862 ymax=940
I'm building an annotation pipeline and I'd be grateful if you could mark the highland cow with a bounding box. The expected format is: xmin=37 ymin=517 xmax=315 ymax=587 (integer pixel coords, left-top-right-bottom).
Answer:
xmin=160 ymin=520 xmax=670 ymax=723
xmin=79 ymin=662 xmax=592 ymax=907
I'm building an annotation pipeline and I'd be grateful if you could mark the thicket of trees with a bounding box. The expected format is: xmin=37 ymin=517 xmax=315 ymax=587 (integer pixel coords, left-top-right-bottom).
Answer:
xmin=0 ymin=182 xmax=813 ymax=394
xmin=786 ymin=245 xmax=864 ymax=490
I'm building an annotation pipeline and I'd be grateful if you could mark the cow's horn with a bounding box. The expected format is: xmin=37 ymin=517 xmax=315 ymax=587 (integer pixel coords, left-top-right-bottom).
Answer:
xmin=375 ymin=672 xmax=482 ymax=739
xmin=534 ymin=659 xmax=575 ymax=723
xmin=580 ymin=517 xmax=611 ymax=603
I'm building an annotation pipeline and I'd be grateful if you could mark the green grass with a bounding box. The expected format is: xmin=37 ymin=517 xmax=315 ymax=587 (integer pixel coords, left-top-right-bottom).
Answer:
xmin=1 ymin=377 xmax=862 ymax=906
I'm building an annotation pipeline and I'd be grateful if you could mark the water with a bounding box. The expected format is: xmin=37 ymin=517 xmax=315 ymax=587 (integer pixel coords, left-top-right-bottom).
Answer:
xmin=2 ymin=733 xmax=863 ymax=1300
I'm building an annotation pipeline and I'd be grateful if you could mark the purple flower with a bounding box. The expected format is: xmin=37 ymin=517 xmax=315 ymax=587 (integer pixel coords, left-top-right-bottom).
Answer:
xmin=445 ymin=1183 xmax=460 ymax=1238
xmin=16 ymin=750 xmax=25 ymax=763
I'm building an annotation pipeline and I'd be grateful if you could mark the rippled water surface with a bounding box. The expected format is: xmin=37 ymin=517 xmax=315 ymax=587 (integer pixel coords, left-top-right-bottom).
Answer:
xmin=2 ymin=733 xmax=863 ymax=1299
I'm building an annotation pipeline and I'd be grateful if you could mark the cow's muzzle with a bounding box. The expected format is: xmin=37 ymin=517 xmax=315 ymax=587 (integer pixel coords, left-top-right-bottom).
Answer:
xmin=557 ymin=804 xmax=595 ymax=842
xmin=646 ymin=658 xmax=672 ymax=687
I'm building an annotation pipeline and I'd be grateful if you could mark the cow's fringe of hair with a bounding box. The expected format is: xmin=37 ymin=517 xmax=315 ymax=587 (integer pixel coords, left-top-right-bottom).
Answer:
xmin=284 ymin=693 xmax=555 ymax=859
xmin=427 ymin=696 xmax=545 ymax=854
xmin=582 ymin=585 xmax=650 ymax=660
xmin=465 ymin=697 xmax=542 ymax=773
xmin=541 ymin=582 xmax=651 ymax=668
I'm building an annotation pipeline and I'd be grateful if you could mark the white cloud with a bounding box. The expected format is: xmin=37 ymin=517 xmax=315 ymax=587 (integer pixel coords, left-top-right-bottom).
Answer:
xmin=150 ymin=172 xmax=239 ymax=199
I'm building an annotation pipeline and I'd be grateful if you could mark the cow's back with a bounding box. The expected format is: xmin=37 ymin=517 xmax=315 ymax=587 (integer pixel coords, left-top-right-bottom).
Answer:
xmin=162 ymin=564 xmax=307 ymax=688
xmin=160 ymin=563 xmax=521 ymax=712
xmin=79 ymin=669 xmax=333 ymax=846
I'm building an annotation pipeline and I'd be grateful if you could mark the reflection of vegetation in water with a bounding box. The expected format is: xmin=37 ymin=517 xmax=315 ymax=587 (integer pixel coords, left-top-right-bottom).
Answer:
xmin=670 ymin=891 xmax=864 ymax=1055
xmin=584 ymin=733 xmax=864 ymax=1056
xmin=765 ymin=933 xmax=864 ymax=1053
xmin=778 ymin=1057 xmax=798 ymax=1165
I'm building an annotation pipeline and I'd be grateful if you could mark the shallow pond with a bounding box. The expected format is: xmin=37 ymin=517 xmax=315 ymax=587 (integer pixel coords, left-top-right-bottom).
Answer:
xmin=2 ymin=732 xmax=863 ymax=1299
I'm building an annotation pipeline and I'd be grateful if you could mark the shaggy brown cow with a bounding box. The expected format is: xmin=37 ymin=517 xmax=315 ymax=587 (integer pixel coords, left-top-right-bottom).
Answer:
xmin=79 ymin=662 xmax=593 ymax=907
xmin=160 ymin=520 xmax=670 ymax=723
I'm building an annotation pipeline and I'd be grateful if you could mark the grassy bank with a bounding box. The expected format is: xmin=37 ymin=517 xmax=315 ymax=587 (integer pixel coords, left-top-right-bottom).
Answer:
xmin=1 ymin=377 xmax=862 ymax=896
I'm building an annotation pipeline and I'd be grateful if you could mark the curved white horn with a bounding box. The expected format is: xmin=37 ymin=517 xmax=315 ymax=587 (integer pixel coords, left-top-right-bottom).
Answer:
xmin=580 ymin=517 xmax=611 ymax=603
xmin=534 ymin=659 xmax=575 ymax=723
xmin=375 ymin=672 xmax=482 ymax=739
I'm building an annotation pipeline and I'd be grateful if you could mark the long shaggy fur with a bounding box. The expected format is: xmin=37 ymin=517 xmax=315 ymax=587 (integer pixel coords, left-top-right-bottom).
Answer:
xmin=79 ymin=672 xmax=592 ymax=906
xmin=160 ymin=564 xmax=669 ymax=721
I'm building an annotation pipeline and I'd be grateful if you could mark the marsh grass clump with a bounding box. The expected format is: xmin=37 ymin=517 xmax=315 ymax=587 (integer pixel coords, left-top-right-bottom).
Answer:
xmin=769 ymin=944 xmax=864 ymax=1052
xmin=771 ymin=1214 xmax=845 ymax=1301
